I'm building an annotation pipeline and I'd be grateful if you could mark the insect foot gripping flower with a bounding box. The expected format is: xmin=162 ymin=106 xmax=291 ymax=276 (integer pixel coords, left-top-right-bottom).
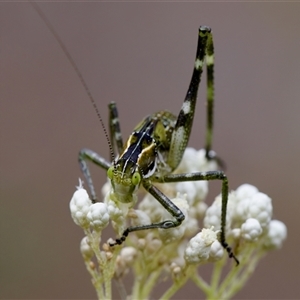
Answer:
xmin=69 ymin=154 xmax=287 ymax=300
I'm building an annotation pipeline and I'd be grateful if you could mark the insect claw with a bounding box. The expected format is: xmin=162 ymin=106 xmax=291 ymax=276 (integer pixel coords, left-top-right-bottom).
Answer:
xmin=109 ymin=229 xmax=130 ymax=247
xmin=206 ymin=150 xmax=227 ymax=170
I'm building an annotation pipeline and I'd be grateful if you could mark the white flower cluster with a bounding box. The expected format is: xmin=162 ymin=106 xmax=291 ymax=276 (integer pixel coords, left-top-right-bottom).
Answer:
xmin=203 ymin=183 xmax=287 ymax=250
xmin=185 ymin=227 xmax=224 ymax=263
xmin=70 ymin=179 xmax=110 ymax=231
xmin=69 ymin=148 xmax=287 ymax=299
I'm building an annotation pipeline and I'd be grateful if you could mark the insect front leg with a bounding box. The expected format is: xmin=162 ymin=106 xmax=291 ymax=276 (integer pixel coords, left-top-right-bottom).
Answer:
xmin=109 ymin=181 xmax=185 ymax=246
xmin=158 ymin=171 xmax=239 ymax=265
xmin=78 ymin=149 xmax=111 ymax=203
xmin=108 ymin=102 xmax=123 ymax=159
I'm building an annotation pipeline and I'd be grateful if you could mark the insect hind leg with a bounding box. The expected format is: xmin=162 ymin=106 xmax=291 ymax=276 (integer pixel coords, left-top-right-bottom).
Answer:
xmin=202 ymin=28 xmax=226 ymax=169
xmin=167 ymin=27 xmax=213 ymax=171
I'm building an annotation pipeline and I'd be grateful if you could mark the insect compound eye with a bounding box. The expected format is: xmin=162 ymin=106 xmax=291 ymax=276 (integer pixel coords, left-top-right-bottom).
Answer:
xmin=107 ymin=166 xmax=114 ymax=180
xmin=132 ymin=172 xmax=141 ymax=186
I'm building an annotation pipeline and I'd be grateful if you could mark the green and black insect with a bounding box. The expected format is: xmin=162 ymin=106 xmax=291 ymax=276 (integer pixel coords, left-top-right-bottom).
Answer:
xmin=78 ymin=27 xmax=238 ymax=265
xmin=33 ymin=3 xmax=238 ymax=265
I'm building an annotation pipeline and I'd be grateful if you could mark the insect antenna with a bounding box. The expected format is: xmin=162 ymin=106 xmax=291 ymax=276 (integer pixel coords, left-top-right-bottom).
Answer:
xmin=31 ymin=2 xmax=115 ymax=162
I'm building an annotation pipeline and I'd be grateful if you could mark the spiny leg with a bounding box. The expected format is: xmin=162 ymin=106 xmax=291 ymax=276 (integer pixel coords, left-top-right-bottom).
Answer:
xmin=109 ymin=181 xmax=185 ymax=246
xmin=168 ymin=26 xmax=213 ymax=170
xmin=108 ymin=102 xmax=123 ymax=159
xmin=78 ymin=149 xmax=111 ymax=203
xmin=156 ymin=171 xmax=239 ymax=265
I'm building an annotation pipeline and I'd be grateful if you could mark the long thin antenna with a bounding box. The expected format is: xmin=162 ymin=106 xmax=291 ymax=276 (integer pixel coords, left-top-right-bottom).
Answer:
xmin=31 ymin=1 xmax=115 ymax=161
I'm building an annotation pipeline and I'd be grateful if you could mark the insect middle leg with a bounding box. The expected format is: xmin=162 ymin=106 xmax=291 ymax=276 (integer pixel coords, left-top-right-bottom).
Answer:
xmin=109 ymin=180 xmax=185 ymax=246
xmin=78 ymin=102 xmax=123 ymax=203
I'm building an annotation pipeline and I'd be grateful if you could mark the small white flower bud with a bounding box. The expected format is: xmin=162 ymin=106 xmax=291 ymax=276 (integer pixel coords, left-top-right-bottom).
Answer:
xmin=177 ymin=147 xmax=199 ymax=172
xmin=145 ymin=237 xmax=162 ymax=254
xmin=70 ymin=186 xmax=91 ymax=228
xmin=130 ymin=209 xmax=151 ymax=227
xmin=194 ymin=202 xmax=208 ymax=218
xmin=120 ymin=247 xmax=137 ymax=265
xmin=234 ymin=197 xmax=251 ymax=222
xmin=264 ymin=220 xmax=287 ymax=250
xmin=137 ymin=238 xmax=146 ymax=250
xmin=235 ymin=184 xmax=259 ymax=200
xmin=80 ymin=236 xmax=93 ymax=260
xmin=246 ymin=193 xmax=272 ymax=229
xmin=106 ymin=251 xmax=113 ymax=260
xmin=241 ymin=218 xmax=262 ymax=241
xmin=203 ymin=193 xmax=235 ymax=231
xmin=104 ymin=193 xmax=129 ymax=234
xmin=203 ymin=202 xmax=222 ymax=229
xmin=194 ymin=180 xmax=209 ymax=202
xmin=184 ymin=227 xmax=219 ymax=264
xmin=176 ymin=180 xmax=208 ymax=205
xmin=170 ymin=262 xmax=182 ymax=277
xmin=159 ymin=223 xmax=186 ymax=243
xmin=231 ymin=228 xmax=241 ymax=239
xmin=183 ymin=217 xmax=199 ymax=237
xmin=209 ymin=240 xmax=224 ymax=261
xmin=138 ymin=193 xmax=166 ymax=222
xmin=176 ymin=181 xmax=197 ymax=204
xmin=115 ymin=247 xmax=137 ymax=278
xmin=87 ymin=202 xmax=109 ymax=231
xmin=196 ymin=149 xmax=218 ymax=171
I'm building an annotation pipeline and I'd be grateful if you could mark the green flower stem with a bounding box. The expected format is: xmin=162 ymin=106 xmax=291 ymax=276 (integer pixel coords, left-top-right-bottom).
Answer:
xmin=93 ymin=275 xmax=105 ymax=300
xmin=83 ymin=259 xmax=105 ymax=300
xmin=114 ymin=278 xmax=128 ymax=300
xmin=83 ymin=230 xmax=106 ymax=298
xmin=159 ymin=274 xmax=188 ymax=300
xmin=102 ymin=261 xmax=112 ymax=300
xmin=211 ymin=254 xmax=227 ymax=292
xmin=85 ymin=229 xmax=115 ymax=299
xmin=85 ymin=230 xmax=104 ymax=265
xmin=103 ymin=246 xmax=121 ymax=300
xmin=225 ymin=250 xmax=265 ymax=299
xmin=140 ymin=267 xmax=163 ymax=299
xmin=131 ymin=251 xmax=163 ymax=299
xmin=217 ymin=244 xmax=255 ymax=298
xmin=190 ymin=269 xmax=211 ymax=296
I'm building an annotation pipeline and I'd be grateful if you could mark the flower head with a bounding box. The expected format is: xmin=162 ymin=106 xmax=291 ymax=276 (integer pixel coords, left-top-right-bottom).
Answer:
xmin=69 ymin=179 xmax=91 ymax=228
xmin=70 ymin=149 xmax=287 ymax=300
xmin=185 ymin=227 xmax=224 ymax=264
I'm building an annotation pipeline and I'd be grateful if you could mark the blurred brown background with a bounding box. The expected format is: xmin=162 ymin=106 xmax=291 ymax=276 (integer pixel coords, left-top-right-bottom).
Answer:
xmin=1 ymin=2 xmax=300 ymax=299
